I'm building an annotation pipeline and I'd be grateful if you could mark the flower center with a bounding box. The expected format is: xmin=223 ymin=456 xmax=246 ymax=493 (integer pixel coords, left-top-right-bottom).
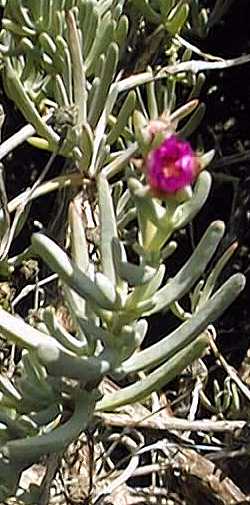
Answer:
xmin=163 ymin=161 xmax=180 ymax=179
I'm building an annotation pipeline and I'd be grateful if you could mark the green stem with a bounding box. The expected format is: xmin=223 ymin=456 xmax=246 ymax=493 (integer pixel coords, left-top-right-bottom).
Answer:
xmin=120 ymin=273 xmax=245 ymax=375
xmin=96 ymin=335 xmax=208 ymax=411
xmin=1 ymin=390 xmax=95 ymax=464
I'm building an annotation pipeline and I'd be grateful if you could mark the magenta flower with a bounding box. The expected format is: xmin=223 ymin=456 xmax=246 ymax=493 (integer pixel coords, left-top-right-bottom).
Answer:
xmin=146 ymin=135 xmax=200 ymax=196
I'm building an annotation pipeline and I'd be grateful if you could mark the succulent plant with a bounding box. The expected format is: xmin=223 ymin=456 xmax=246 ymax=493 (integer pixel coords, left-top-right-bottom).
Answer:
xmin=0 ymin=0 xmax=245 ymax=502
xmin=129 ymin=0 xmax=235 ymax=38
